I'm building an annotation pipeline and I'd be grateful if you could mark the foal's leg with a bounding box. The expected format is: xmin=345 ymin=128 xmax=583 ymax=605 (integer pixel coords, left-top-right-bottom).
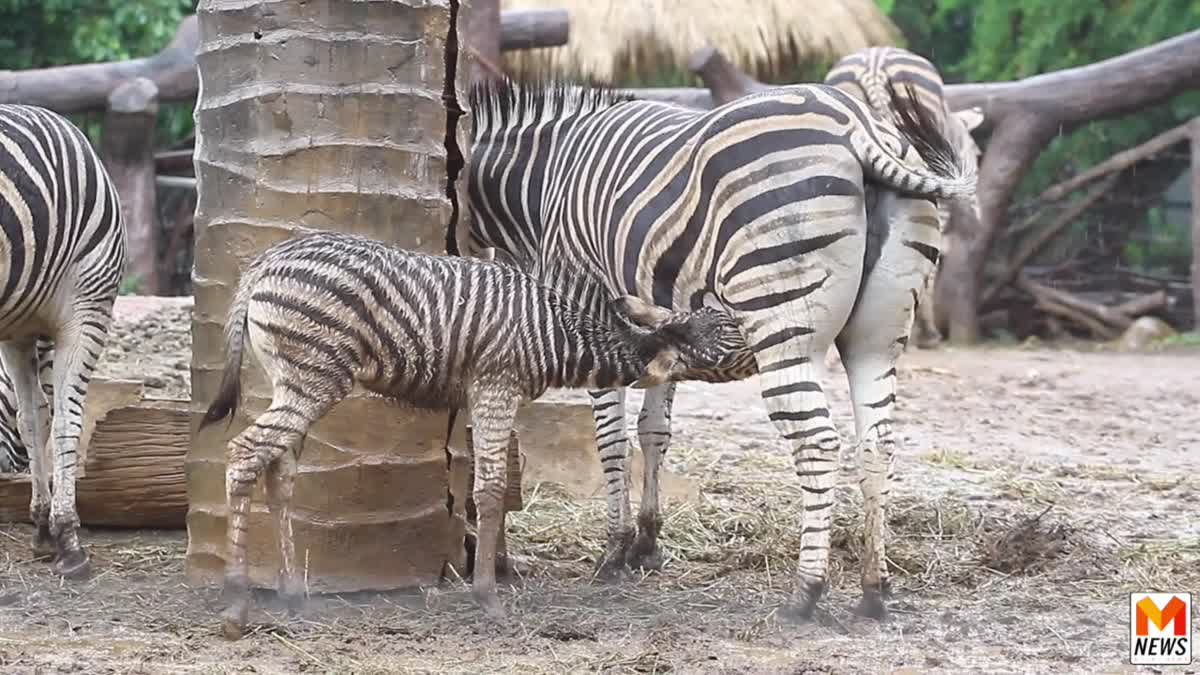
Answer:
xmin=265 ymin=447 xmax=303 ymax=611
xmin=467 ymin=383 xmax=519 ymax=621
xmin=589 ymin=387 xmax=635 ymax=580
xmin=627 ymin=381 xmax=676 ymax=571
xmin=837 ymin=191 xmax=941 ymax=620
xmin=0 ymin=341 xmax=52 ymax=560
xmin=221 ymin=388 xmax=334 ymax=641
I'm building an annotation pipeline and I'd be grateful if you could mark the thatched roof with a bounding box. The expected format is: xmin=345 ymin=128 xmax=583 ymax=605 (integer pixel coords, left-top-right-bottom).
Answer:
xmin=500 ymin=0 xmax=901 ymax=83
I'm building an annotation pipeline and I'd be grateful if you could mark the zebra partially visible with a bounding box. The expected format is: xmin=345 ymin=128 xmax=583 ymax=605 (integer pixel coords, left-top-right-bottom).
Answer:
xmin=0 ymin=337 xmax=53 ymax=473
xmin=197 ymin=231 xmax=745 ymax=639
xmin=825 ymin=46 xmax=985 ymax=348
xmin=0 ymin=105 xmax=126 ymax=579
xmin=463 ymin=77 xmax=976 ymax=620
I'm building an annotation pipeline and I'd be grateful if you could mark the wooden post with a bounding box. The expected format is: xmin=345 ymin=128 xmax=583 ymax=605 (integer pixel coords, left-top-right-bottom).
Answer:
xmin=102 ymin=77 xmax=161 ymax=295
xmin=1192 ymin=118 xmax=1200 ymax=330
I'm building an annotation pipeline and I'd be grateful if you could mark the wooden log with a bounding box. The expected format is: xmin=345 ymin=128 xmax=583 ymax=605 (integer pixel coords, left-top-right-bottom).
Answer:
xmin=500 ymin=8 xmax=569 ymax=52
xmin=0 ymin=16 xmax=198 ymax=113
xmin=0 ymin=380 xmax=188 ymax=528
xmin=1113 ymin=290 xmax=1168 ymax=317
xmin=688 ymin=46 xmax=768 ymax=107
xmin=0 ymin=10 xmax=560 ymax=116
xmin=155 ymin=149 xmax=196 ymax=175
xmin=102 ymin=78 xmax=161 ymax=295
xmin=1018 ymin=276 xmax=1133 ymax=338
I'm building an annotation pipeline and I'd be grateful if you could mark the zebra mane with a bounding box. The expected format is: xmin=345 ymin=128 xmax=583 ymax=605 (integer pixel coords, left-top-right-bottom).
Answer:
xmin=468 ymin=75 xmax=633 ymax=137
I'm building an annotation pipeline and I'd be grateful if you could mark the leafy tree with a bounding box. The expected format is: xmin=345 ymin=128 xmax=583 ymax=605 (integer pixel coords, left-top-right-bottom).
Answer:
xmin=885 ymin=0 xmax=1200 ymax=272
xmin=0 ymin=0 xmax=196 ymax=145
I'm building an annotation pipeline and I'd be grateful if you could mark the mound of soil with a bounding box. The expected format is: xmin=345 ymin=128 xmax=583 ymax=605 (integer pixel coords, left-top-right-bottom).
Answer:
xmin=95 ymin=296 xmax=193 ymax=400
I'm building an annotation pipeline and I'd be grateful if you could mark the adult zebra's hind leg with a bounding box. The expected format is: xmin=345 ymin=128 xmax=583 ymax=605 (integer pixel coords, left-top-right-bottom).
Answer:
xmin=46 ymin=306 xmax=116 ymax=579
xmin=836 ymin=191 xmax=941 ymax=620
xmin=589 ymin=388 xmax=635 ymax=580
xmin=627 ymin=381 xmax=676 ymax=571
xmin=731 ymin=229 xmax=865 ymax=621
xmin=0 ymin=341 xmax=53 ymax=560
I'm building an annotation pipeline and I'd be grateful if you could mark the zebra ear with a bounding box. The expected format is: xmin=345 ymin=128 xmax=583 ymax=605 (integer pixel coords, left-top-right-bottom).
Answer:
xmin=613 ymin=295 xmax=674 ymax=327
xmin=954 ymin=107 xmax=985 ymax=133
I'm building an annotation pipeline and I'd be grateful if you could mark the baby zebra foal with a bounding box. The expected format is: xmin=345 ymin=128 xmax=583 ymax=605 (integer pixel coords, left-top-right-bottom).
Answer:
xmin=199 ymin=231 xmax=742 ymax=639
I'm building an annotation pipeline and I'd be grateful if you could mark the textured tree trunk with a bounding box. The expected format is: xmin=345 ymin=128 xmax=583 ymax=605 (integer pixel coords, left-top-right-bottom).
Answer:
xmin=187 ymin=0 xmax=474 ymax=594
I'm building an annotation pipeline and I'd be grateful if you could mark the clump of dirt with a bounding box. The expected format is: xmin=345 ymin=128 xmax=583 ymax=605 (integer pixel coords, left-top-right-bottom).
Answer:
xmin=977 ymin=504 xmax=1075 ymax=575
xmin=96 ymin=301 xmax=193 ymax=399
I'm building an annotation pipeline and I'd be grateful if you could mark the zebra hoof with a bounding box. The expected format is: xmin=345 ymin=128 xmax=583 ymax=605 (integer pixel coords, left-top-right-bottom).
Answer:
xmin=473 ymin=589 xmax=507 ymax=622
xmin=593 ymin=556 xmax=631 ymax=583
xmin=626 ymin=543 xmax=665 ymax=572
xmin=779 ymin=580 xmax=827 ymax=623
xmin=31 ymin=526 xmax=56 ymax=562
xmin=220 ymin=608 xmax=248 ymax=641
xmin=53 ymin=548 xmax=90 ymax=580
xmin=854 ymin=587 xmax=889 ymax=621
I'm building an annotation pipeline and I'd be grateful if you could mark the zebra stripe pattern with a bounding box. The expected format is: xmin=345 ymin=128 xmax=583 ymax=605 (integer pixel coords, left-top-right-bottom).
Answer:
xmin=197 ymin=231 xmax=743 ymax=639
xmin=826 ymin=46 xmax=985 ymax=348
xmin=0 ymin=104 xmax=125 ymax=579
xmin=0 ymin=337 xmax=53 ymax=474
xmin=463 ymin=78 xmax=976 ymax=619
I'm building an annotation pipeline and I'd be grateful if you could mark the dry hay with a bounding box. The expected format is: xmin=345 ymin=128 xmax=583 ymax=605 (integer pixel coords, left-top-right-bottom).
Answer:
xmin=500 ymin=0 xmax=900 ymax=82
xmin=507 ymin=474 xmax=1110 ymax=594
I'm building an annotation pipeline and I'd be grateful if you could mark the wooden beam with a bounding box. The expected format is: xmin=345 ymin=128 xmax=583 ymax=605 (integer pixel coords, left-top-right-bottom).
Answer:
xmin=500 ymin=8 xmax=569 ymax=51
xmin=0 ymin=15 xmax=198 ymax=113
xmin=0 ymin=10 xmax=566 ymax=115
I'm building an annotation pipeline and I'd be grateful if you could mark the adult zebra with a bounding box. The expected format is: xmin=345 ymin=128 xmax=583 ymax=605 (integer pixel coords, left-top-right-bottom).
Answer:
xmin=461 ymin=78 xmax=976 ymax=619
xmin=0 ymin=105 xmax=126 ymax=579
xmin=825 ymin=46 xmax=985 ymax=348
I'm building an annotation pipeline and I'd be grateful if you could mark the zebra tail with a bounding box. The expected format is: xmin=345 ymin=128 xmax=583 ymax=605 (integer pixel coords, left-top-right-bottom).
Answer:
xmin=884 ymin=80 xmax=977 ymax=200
xmin=198 ymin=280 xmax=253 ymax=430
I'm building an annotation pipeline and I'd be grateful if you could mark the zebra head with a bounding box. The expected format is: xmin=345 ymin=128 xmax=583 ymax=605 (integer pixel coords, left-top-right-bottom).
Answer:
xmin=612 ymin=295 xmax=748 ymax=387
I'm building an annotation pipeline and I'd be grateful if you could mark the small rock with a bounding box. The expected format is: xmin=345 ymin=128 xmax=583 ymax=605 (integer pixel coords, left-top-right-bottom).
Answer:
xmin=144 ymin=376 xmax=165 ymax=388
xmin=1116 ymin=316 xmax=1176 ymax=351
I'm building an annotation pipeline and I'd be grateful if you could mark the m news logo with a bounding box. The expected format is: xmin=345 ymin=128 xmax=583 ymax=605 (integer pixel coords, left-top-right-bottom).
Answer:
xmin=1129 ymin=592 xmax=1192 ymax=666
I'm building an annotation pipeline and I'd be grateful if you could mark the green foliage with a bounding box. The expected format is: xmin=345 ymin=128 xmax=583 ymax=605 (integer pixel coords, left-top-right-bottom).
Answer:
xmin=0 ymin=0 xmax=196 ymax=146
xmin=883 ymin=0 xmax=1200 ymax=271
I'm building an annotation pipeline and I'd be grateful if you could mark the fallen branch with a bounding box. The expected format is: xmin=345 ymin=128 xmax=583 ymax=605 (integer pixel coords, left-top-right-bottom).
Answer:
xmin=1018 ymin=276 xmax=1141 ymax=339
xmin=1113 ymin=290 xmax=1168 ymax=317
xmin=983 ymin=175 xmax=1117 ymax=306
xmin=1038 ymin=120 xmax=1194 ymax=202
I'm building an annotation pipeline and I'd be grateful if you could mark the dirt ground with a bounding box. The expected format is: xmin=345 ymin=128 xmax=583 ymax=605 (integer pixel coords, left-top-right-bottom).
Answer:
xmin=0 ymin=299 xmax=1197 ymax=674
